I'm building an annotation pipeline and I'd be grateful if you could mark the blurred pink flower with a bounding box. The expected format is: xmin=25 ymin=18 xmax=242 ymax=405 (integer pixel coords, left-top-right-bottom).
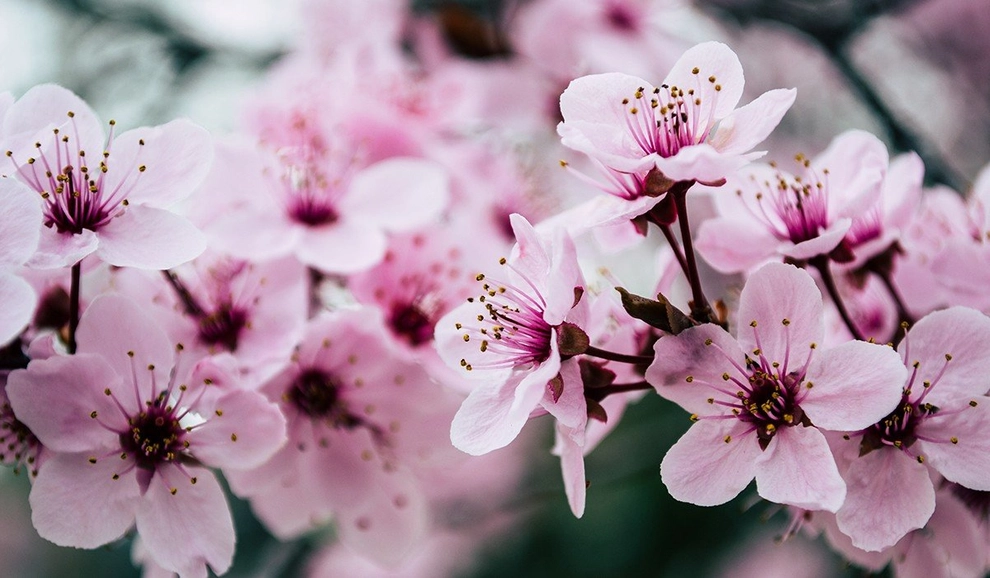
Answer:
xmin=0 ymin=178 xmax=42 ymax=345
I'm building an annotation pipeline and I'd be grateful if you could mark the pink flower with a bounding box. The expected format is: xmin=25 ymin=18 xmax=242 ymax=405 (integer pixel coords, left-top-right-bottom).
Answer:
xmin=557 ymin=41 xmax=796 ymax=183
xmin=204 ymin=137 xmax=450 ymax=275
xmin=0 ymin=374 xmax=46 ymax=479
xmin=1 ymin=84 xmax=210 ymax=270
xmin=696 ymin=130 xmax=890 ymax=273
xmin=830 ymin=307 xmax=990 ymax=551
xmin=225 ymin=308 xmax=460 ymax=566
xmin=5 ymin=294 xmax=286 ymax=576
xmin=647 ymin=262 xmax=905 ymax=511
xmin=435 ymin=214 xmax=587 ymax=455
xmin=0 ymin=178 xmax=42 ymax=345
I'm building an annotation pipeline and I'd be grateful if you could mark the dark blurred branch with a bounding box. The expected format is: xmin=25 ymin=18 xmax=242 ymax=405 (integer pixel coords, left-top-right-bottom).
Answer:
xmin=704 ymin=0 xmax=968 ymax=191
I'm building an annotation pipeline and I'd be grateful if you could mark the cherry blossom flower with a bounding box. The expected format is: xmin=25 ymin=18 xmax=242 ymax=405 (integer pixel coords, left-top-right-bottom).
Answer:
xmin=829 ymin=307 xmax=990 ymax=551
xmin=557 ymin=41 xmax=796 ymax=183
xmin=695 ymin=130 xmax=889 ymax=273
xmin=1 ymin=84 xmax=210 ymax=270
xmin=0 ymin=178 xmax=41 ymax=345
xmin=204 ymin=139 xmax=450 ymax=275
xmin=5 ymin=294 xmax=286 ymax=577
xmin=435 ymin=214 xmax=587 ymax=456
xmin=0 ymin=375 xmax=46 ymax=479
xmin=647 ymin=262 xmax=905 ymax=511
xmin=225 ymin=308 xmax=461 ymax=566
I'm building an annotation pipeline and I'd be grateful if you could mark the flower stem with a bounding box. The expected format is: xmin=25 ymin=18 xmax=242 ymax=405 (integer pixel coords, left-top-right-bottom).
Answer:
xmin=875 ymin=269 xmax=915 ymax=328
xmin=671 ymin=182 xmax=713 ymax=323
xmin=67 ymin=262 xmax=81 ymax=354
xmin=162 ymin=270 xmax=205 ymax=317
xmin=658 ymin=223 xmax=690 ymax=278
xmin=810 ymin=257 xmax=864 ymax=341
xmin=584 ymin=345 xmax=653 ymax=365
xmin=586 ymin=380 xmax=653 ymax=403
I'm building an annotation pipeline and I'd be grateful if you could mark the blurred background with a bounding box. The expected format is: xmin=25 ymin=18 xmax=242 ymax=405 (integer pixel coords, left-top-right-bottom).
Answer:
xmin=1 ymin=0 xmax=987 ymax=576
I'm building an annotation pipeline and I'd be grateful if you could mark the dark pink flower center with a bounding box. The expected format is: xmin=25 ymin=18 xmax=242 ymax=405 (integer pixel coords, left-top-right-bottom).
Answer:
xmin=389 ymin=303 xmax=435 ymax=347
xmin=604 ymin=0 xmax=640 ymax=31
xmin=456 ymin=266 xmax=553 ymax=372
xmin=288 ymin=369 xmax=360 ymax=429
xmin=737 ymin=161 xmax=832 ymax=246
xmin=274 ymin=145 xmax=359 ymax=227
xmin=198 ymin=304 xmax=249 ymax=352
xmin=738 ymin=365 xmax=806 ymax=450
xmin=619 ymin=74 xmax=723 ymax=160
xmin=120 ymin=401 xmax=186 ymax=470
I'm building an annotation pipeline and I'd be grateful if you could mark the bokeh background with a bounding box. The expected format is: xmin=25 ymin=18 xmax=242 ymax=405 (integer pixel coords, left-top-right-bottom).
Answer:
xmin=1 ymin=0 xmax=987 ymax=576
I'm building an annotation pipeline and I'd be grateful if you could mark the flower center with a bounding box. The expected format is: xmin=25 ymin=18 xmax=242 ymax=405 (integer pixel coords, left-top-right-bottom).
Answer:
xmin=456 ymin=268 xmax=553 ymax=372
xmin=288 ymin=369 xmax=360 ymax=428
xmin=739 ymin=366 xmax=805 ymax=450
xmin=389 ymin=303 xmax=435 ymax=347
xmin=198 ymin=305 xmax=249 ymax=352
xmin=120 ymin=402 xmax=186 ymax=470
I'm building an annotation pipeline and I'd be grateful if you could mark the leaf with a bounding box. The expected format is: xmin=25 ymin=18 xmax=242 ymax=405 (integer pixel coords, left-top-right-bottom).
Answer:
xmin=615 ymin=287 xmax=694 ymax=335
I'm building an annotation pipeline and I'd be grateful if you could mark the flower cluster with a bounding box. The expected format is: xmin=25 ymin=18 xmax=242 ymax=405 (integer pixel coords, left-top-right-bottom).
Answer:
xmin=1 ymin=3 xmax=989 ymax=577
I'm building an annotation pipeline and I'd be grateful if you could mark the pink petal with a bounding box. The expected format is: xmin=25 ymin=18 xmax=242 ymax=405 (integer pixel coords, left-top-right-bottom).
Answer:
xmin=709 ymin=88 xmax=797 ymax=155
xmin=755 ymin=425 xmax=845 ymax=512
xmin=559 ymin=72 xmax=647 ymax=131
xmin=29 ymin=452 xmax=141 ymax=548
xmin=27 ymin=225 xmax=98 ymax=269
xmin=136 ymin=467 xmax=234 ymax=577
xmin=647 ymin=324 xmax=747 ymax=416
xmin=695 ymin=217 xmax=780 ymax=274
xmin=207 ymin=209 xmax=300 ymax=261
xmin=76 ymin=294 xmax=175 ymax=412
xmin=662 ymin=42 xmax=744 ymax=122
xmin=653 ymin=143 xmax=752 ymax=183
xmin=341 ymin=158 xmax=449 ymax=231
xmin=508 ymin=213 xmax=551 ymax=286
xmin=450 ymin=353 xmax=560 ymax=455
xmin=836 ymin=448 xmax=934 ymax=551
xmin=917 ymin=401 xmax=990 ymax=490
xmin=899 ymin=307 xmax=990 ymax=402
xmin=0 ymin=179 xmax=41 ymax=266
xmin=777 ymin=218 xmax=852 ymax=260
xmin=736 ymin=262 xmax=824 ymax=366
xmin=187 ymin=389 xmax=287 ymax=470
xmin=540 ymin=357 xmax=585 ymax=429
xmin=543 ymin=229 xmax=581 ymax=326
xmin=6 ymin=353 xmax=124 ymax=451
xmin=334 ymin=468 xmax=428 ymax=568
xmin=0 ymin=272 xmax=36 ymax=346
xmin=660 ymin=419 xmax=763 ymax=506
xmin=103 ymin=119 xmax=214 ymax=208
xmin=2 ymin=84 xmax=104 ymax=162
xmin=96 ymin=205 xmax=206 ymax=269
xmin=802 ymin=340 xmax=906 ymax=431
xmin=893 ymin=490 xmax=985 ymax=578
xmin=884 ymin=152 xmax=924 ymax=229
xmin=813 ymin=130 xmax=888 ymax=210
xmin=296 ymin=219 xmax=387 ymax=274
xmin=553 ymin=423 xmax=587 ymax=518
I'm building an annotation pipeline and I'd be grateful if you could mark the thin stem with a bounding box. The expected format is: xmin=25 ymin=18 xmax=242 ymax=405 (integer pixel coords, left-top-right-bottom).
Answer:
xmin=810 ymin=257 xmax=865 ymax=341
xmin=67 ymin=262 xmax=81 ymax=354
xmin=671 ymin=182 xmax=713 ymax=323
xmin=875 ymin=269 xmax=915 ymax=327
xmin=584 ymin=345 xmax=653 ymax=365
xmin=161 ymin=270 xmax=205 ymax=317
xmin=658 ymin=223 xmax=689 ymax=277
xmin=586 ymin=380 xmax=653 ymax=403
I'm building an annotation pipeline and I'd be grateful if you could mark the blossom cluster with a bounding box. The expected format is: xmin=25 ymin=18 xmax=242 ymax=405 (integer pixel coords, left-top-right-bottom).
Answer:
xmin=1 ymin=1 xmax=989 ymax=577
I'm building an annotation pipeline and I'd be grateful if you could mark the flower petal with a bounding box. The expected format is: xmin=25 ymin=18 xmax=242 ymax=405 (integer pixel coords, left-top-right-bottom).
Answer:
xmin=96 ymin=205 xmax=206 ymax=270
xmin=136 ymin=467 xmax=234 ymax=577
xmin=917 ymin=401 xmax=990 ymax=491
xmin=0 ymin=272 xmax=36 ymax=346
xmin=899 ymin=307 xmax=990 ymax=402
xmin=29 ymin=452 xmax=140 ymax=548
xmin=0 ymin=178 xmax=41 ymax=266
xmin=709 ymin=88 xmax=796 ymax=155
xmin=755 ymin=425 xmax=845 ymax=512
xmin=695 ymin=217 xmax=781 ymax=274
xmin=662 ymin=41 xmax=744 ymax=122
xmin=341 ymin=158 xmax=449 ymax=232
xmin=802 ymin=340 xmax=906 ymax=431
xmin=736 ymin=262 xmax=824 ymax=366
xmin=660 ymin=419 xmax=762 ymax=506
xmin=7 ymin=353 xmax=125 ymax=451
xmin=187 ymin=389 xmax=287 ymax=471
xmin=836 ymin=448 xmax=934 ymax=552
xmin=296 ymin=219 xmax=387 ymax=274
